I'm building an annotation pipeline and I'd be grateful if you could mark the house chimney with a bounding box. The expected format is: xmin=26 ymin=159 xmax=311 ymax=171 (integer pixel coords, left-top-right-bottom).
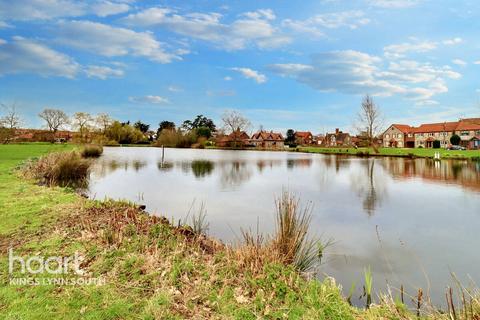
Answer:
xmin=335 ymin=128 xmax=339 ymax=134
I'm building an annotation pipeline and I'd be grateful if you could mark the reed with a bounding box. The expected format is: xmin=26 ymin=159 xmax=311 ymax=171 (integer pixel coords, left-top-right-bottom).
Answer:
xmin=364 ymin=266 xmax=373 ymax=308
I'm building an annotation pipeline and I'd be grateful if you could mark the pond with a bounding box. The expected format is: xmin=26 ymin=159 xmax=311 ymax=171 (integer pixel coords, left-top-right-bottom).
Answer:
xmin=88 ymin=147 xmax=480 ymax=307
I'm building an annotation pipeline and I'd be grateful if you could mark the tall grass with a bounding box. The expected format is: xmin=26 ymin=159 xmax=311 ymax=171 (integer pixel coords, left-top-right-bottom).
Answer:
xmin=21 ymin=151 xmax=91 ymax=187
xmin=81 ymin=144 xmax=103 ymax=158
xmin=234 ymin=191 xmax=327 ymax=273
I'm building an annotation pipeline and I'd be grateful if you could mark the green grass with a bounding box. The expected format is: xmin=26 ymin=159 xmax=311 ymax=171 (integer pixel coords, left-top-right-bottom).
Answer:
xmin=298 ymin=146 xmax=480 ymax=159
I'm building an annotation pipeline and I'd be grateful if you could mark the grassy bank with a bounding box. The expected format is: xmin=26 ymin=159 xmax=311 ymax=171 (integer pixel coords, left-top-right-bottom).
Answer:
xmin=297 ymin=146 xmax=480 ymax=159
xmin=0 ymin=144 xmax=478 ymax=319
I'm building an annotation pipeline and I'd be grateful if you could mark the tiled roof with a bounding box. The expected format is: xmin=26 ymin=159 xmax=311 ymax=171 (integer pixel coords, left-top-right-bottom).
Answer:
xmin=294 ymin=131 xmax=313 ymax=138
xmin=391 ymin=124 xmax=413 ymax=133
xmin=251 ymin=131 xmax=284 ymax=141
xmin=414 ymin=122 xmax=459 ymax=133
xmin=456 ymin=118 xmax=480 ymax=131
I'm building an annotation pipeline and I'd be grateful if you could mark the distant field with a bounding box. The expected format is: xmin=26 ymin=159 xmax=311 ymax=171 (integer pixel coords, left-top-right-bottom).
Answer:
xmin=297 ymin=146 xmax=480 ymax=159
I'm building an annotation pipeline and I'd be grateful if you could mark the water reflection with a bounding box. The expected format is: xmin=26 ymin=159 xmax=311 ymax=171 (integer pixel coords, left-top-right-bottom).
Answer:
xmin=191 ymin=160 xmax=215 ymax=178
xmin=286 ymin=158 xmax=313 ymax=169
xmin=219 ymin=161 xmax=253 ymax=188
xmin=157 ymin=161 xmax=174 ymax=171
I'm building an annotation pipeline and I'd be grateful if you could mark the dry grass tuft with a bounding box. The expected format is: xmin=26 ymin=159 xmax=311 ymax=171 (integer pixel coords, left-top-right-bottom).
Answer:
xmin=21 ymin=151 xmax=92 ymax=187
xmin=232 ymin=191 xmax=326 ymax=274
xmin=81 ymin=144 xmax=103 ymax=158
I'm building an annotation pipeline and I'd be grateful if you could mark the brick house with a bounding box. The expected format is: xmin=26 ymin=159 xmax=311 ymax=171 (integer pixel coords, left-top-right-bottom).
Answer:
xmin=250 ymin=130 xmax=284 ymax=149
xmin=294 ymin=131 xmax=313 ymax=145
xmin=216 ymin=130 xmax=250 ymax=148
xmin=382 ymin=118 xmax=480 ymax=149
xmin=323 ymin=129 xmax=352 ymax=147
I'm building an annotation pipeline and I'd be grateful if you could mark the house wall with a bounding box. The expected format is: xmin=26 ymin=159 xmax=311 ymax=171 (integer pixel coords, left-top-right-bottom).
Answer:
xmin=414 ymin=131 xmax=452 ymax=148
xmin=459 ymin=129 xmax=480 ymax=145
xmin=383 ymin=126 xmax=405 ymax=148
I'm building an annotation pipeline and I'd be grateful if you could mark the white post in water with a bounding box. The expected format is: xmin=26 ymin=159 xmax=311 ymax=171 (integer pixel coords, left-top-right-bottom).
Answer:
xmin=162 ymin=145 xmax=165 ymax=166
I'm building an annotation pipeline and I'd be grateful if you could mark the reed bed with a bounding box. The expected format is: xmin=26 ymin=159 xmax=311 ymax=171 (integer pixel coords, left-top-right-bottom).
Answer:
xmin=81 ymin=144 xmax=103 ymax=158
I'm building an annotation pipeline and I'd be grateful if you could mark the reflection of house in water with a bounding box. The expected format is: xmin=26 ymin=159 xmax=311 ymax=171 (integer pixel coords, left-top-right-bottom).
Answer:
xmin=322 ymin=155 xmax=352 ymax=172
xmin=218 ymin=161 xmax=252 ymax=188
xmin=286 ymin=158 xmax=313 ymax=169
xmin=380 ymin=158 xmax=480 ymax=193
xmin=256 ymin=159 xmax=283 ymax=172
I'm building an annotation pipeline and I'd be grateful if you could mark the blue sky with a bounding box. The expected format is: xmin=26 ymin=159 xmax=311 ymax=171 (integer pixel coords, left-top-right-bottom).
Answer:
xmin=0 ymin=0 xmax=479 ymax=133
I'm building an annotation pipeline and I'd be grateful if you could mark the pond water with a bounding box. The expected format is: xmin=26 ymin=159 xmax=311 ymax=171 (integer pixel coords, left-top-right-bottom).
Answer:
xmin=88 ymin=147 xmax=480 ymax=307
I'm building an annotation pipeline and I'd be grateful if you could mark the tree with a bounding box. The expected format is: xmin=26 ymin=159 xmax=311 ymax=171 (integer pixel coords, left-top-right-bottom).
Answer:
xmin=134 ymin=120 xmax=150 ymax=133
xmin=157 ymin=121 xmax=176 ymax=137
xmin=221 ymin=110 xmax=251 ymax=134
xmin=0 ymin=102 xmax=23 ymax=144
xmin=39 ymin=108 xmax=69 ymax=133
xmin=356 ymin=95 xmax=383 ymax=147
xmin=96 ymin=113 xmax=112 ymax=133
xmin=192 ymin=115 xmax=216 ymax=132
xmin=285 ymin=129 xmax=295 ymax=145
xmin=450 ymin=134 xmax=461 ymax=146
xmin=72 ymin=112 xmax=93 ymax=142
xmin=196 ymin=126 xmax=212 ymax=138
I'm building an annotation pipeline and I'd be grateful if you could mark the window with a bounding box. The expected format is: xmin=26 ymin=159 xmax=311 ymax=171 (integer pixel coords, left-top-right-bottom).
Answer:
xmin=385 ymin=134 xmax=389 ymax=139
xmin=461 ymin=131 xmax=470 ymax=136
xmin=476 ymin=130 xmax=480 ymax=135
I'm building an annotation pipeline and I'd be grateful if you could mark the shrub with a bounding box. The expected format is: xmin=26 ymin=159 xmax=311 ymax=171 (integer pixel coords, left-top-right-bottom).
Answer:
xmin=155 ymin=129 xmax=197 ymax=148
xmin=450 ymin=134 xmax=461 ymax=146
xmin=81 ymin=145 xmax=103 ymax=158
xmin=21 ymin=151 xmax=91 ymax=187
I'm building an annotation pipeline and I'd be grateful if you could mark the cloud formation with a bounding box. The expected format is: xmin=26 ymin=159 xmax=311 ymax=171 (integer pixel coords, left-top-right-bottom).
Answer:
xmin=129 ymin=95 xmax=170 ymax=104
xmin=0 ymin=0 xmax=130 ymax=20
xmin=384 ymin=37 xmax=463 ymax=59
xmin=55 ymin=20 xmax=184 ymax=63
xmin=231 ymin=67 xmax=267 ymax=83
xmin=368 ymin=0 xmax=422 ymax=8
xmin=0 ymin=36 xmax=79 ymax=78
xmin=268 ymin=50 xmax=460 ymax=104
xmin=85 ymin=65 xmax=124 ymax=79
xmin=122 ymin=8 xmax=291 ymax=50
xmin=282 ymin=11 xmax=370 ymax=37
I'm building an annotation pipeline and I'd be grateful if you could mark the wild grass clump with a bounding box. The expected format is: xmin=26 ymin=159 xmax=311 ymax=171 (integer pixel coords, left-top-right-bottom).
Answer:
xmin=21 ymin=151 xmax=91 ymax=187
xmin=234 ymin=191 xmax=327 ymax=274
xmin=81 ymin=144 xmax=103 ymax=158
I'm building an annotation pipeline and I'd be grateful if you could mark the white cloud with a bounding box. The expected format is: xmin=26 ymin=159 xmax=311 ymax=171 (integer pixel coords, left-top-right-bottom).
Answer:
xmin=85 ymin=65 xmax=124 ymax=79
xmin=55 ymin=20 xmax=184 ymax=63
xmin=223 ymin=76 xmax=232 ymax=81
xmin=443 ymin=37 xmax=463 ymax=45
xmin=268 ymin=50 xmax=461 ymax=103
xmin=0 ymin=21 xmax=12 ymax=28
xmin=452 ymin=59 xmax=467 ymax=66
xmin=129 ymin=95 xmax=170 ymax=104
xmin=474 ymin=61 xmax=480 ymax=65
xmin=167 ymin=85 xmax=183 ymax=92
xmin=282 ymin=10 xmax=370 ymax=37
xmin=368 ymin=0 xmax=422 ymax=8
xmin=90 ymin=1 xmax=130 ymax=17
xmin=0 ymin=36 xmax=79 ymax=78
xmin=122 ymin=7 xmax=291 ymax=50
xmin=384 ymin=40 xmax=437 ymax=59
xmin=231 ymin=67 xmax=267 ymax=83
xmin=0 ymin=0 xmax=130 ymax=20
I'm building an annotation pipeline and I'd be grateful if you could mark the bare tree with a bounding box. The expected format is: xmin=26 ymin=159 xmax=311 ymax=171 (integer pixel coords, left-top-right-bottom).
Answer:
xmin=39 ymin=108 xmax=69 ymax=133
xmin=1 ymin=102 xmax=23 ymax=129
xmin=96 ymin=113 xmax=112 ymax=133
xmin=72 ymin=112 xmax=93 ymax=142
xmin=356 ymin=95 xmax=383 ymax=147
xmin=221 ymin=110 xmax=251 ymax=134
xmin=0 ymin=102 xmax=23 ymax=144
